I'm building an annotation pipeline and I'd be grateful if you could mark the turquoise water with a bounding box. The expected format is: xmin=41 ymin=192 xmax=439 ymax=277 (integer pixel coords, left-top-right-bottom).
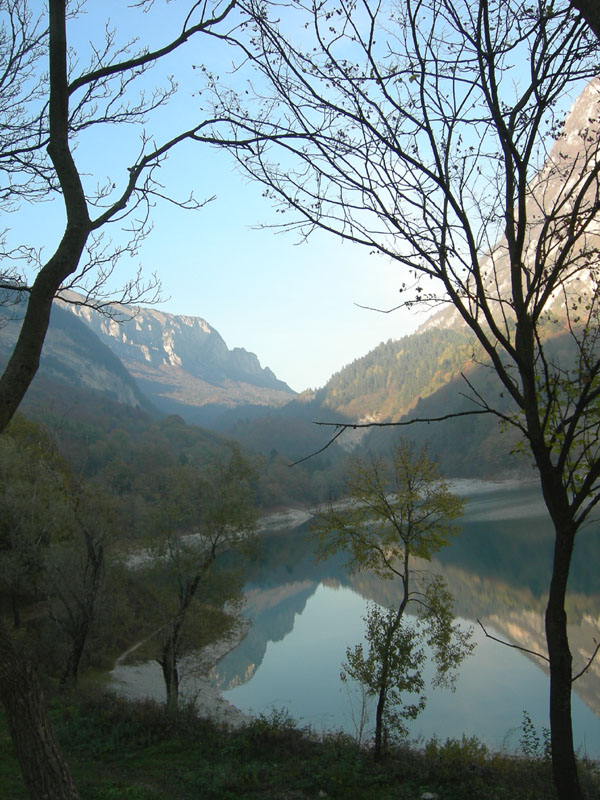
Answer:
xmin=222 ymin=583 xmax=600 ymax=755
xmin=219 ymin=481 xmax=600 ymax=755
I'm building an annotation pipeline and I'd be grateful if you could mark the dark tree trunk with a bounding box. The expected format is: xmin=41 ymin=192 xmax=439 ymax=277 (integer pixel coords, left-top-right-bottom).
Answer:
xmin=545 ymin=522 xmax=583 ymax=800
xmin=160 ymin=639 xmax=180 ymax=711
xmin=0 ymin=620 xmax=80 ymax=800
xmin=58 ymin=535 xmax=104 ymax=689
xmin=373 ymin=683 xmax=386 ymax=760
xmin=59 ymin=626 xmax=88 ymax=689
xmin=514 ymin=315 xmax=584 ymax=800
xmin=373 ymin=602 xmax=405 ymax=761
xmin=11 ymin=591 xmax=21 ymax=629
xmin=569 ymin=0 xmax=600 ymax=41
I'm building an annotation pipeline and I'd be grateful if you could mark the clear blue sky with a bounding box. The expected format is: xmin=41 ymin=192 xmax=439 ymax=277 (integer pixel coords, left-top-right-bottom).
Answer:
xmin=4 ymin=1 xmax=426 ymax=393
xmin=6 ymin=1 xmax=589 ymax=393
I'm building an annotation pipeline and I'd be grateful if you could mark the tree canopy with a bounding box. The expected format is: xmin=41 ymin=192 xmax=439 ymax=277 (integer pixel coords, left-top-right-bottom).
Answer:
xmin=314 ymin=441 xmax=472 ymax=756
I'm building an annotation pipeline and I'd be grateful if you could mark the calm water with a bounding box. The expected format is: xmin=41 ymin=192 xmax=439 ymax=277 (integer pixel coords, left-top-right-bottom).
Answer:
xmin=215 ymin=480 xmax=600 ymax=755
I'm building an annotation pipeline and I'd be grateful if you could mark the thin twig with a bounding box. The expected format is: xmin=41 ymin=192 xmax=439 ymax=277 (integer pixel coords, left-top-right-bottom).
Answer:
xmin=478 ymin=619 xmax=550 ymax=663
xmin=289 ymin=409 xmax=493 ymax=466
xmin=314 ymin=409 xmax=493 ymax=429
xmin=571 ymin=638 xmax=600 ymax=683
xmin=290 ymin=426 xmax=347 ymax=466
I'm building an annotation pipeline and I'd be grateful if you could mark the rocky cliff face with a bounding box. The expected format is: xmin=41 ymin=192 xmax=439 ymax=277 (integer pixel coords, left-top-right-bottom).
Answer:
xmin=0 ymin=299 xmax=151 ymax=410
xmin=420 ymin=77 xmax=600 ymax=334
xmin=57 ymin=297 xmax=295 ymax=419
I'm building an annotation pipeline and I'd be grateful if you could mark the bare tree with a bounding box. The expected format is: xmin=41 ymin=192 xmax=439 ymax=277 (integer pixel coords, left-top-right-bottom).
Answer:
xmin=0 ymin=1 xmax=266 ymax=797
xmin=208 ymin=1 xmax=600 ymax=797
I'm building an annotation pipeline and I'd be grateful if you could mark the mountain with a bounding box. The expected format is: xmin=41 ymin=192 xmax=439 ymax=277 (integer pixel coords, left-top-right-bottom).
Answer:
xmin=54 ymin=294 xmax=295 ymax=424
xmin=0 ymin=297 xmax=154 ymax=412
xmin=5 ymin=80 xmax=597 ymax=481
xmin=318 ymin=327 xmax=477 ymax=423
xmin=223 ymin=83 xmax=600 ymax=477
xmin=0 ymin=290 xmax=296 ymax=433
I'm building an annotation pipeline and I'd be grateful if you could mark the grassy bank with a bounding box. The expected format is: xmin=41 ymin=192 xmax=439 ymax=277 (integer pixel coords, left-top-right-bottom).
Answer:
xmin=0 ymin=691 xmax=598 ymax=799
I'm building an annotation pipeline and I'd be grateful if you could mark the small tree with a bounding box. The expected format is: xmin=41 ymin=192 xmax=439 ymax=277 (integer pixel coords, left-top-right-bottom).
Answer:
xmin=314 ymin=441 xmax=473 ymax=758
xmin=45 ymin=480 xmax=114 ymax=688
xmin=0 ymin=416 xmax=117 ymax=686
xmin=144 ymin=446 xmax=257 ymax=710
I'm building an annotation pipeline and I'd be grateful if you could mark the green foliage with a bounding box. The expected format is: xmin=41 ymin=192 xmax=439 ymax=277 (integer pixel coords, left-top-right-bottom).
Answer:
xmin=315 ymin=440 xmax=464 ymax=579
xmin=137 ymin=445 xmax=259 ymax=709
xmin=519 ymin=711 xmax=551 ymax=762
xmin=342 ymin=606 xmax=427 ymax=739
xmin=315 ymin=441 xmax=473 ymax=755
xmin=0 ymin=416 xmax=126 ymax=683
xmin=0 ymin=690 xmax=587 ymax=799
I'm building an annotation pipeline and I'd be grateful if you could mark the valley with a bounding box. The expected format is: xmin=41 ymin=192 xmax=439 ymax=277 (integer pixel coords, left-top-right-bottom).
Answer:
xmin=1 ymin=5 xmax=600 ymax=798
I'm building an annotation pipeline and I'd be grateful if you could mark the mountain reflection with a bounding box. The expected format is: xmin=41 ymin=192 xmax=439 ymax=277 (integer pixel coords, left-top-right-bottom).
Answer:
xmin=213 ymin=482 xmax=600 ymax=718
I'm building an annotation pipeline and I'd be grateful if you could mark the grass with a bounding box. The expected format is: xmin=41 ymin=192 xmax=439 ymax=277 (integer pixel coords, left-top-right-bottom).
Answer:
xmin=1 ymin=690 xmax=599 ymax=799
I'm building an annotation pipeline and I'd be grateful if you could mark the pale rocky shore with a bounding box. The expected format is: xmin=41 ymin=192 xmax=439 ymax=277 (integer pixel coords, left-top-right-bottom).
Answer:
xmin=109 ymin=622 xmax=252 ymax=728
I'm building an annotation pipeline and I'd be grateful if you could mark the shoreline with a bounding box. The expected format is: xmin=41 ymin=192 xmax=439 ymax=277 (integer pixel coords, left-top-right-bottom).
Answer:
xmin=109 ymin=621 xmax=252 ymax=729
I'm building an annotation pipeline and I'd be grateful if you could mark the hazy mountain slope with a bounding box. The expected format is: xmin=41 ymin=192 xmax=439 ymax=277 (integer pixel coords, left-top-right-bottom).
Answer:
xmin=58 ymin=296 xmax=295 ymax=420
xmin=320 ymin=327 xmax=477 ymax=421
xmin=0 ymin=298 xmax=154 ymax=412
xmin=360 ymin=362 xmax=525 ymax=477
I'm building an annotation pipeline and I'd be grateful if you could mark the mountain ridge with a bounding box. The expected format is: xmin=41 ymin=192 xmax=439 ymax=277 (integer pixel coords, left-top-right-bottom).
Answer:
xmin=54 ymin=294 xmax=296 ymax=419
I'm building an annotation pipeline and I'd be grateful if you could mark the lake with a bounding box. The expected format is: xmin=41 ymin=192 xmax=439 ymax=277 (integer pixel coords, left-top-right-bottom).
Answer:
xmin=213 ymin=480 xmax=600 ymax=755
xmin=111 ymin=479 xmax=600 ymax=756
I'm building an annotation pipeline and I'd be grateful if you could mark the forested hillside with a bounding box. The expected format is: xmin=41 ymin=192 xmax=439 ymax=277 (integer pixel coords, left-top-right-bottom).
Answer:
xmin=321 ymin=327 xmax=477 ymax=420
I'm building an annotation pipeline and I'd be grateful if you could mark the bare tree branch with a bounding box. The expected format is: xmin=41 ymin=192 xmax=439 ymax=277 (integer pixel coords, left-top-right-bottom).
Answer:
xmin=478 ymin=619 xmax=550 ymax=663
xmin=571 ymin=638 xmax=600 ymax=683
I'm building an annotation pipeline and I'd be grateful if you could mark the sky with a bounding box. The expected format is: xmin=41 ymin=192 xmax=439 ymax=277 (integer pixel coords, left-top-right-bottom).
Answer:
xmin=5 ymin=1 xmax=592 ymax=393
xmin=1 ymin=0 xmax=427 ymax=394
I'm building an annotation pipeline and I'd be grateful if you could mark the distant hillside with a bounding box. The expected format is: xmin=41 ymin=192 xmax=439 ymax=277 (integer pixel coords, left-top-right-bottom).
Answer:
xmin=57 ymin=295 xmax=295 ymax=421
xmin=359 ymin=360 xmax=526 ymax=478
xmin=320 ymin=327 xmax=477 ymax=421
xmin=219 ymin=326 xmax=517 ymax=478
xmin=0 ymin=298 xmax=154 ymax=412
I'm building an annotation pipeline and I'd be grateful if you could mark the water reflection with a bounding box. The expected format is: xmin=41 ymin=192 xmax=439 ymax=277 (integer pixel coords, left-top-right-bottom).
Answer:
xmin=215 ymin=481 xmax=600 ymax=753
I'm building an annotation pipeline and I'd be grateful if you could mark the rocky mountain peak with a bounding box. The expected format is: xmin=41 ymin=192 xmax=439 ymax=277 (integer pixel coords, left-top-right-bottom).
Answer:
xmin=56 ymin=295 xmax=295 ymax=422
xmin=419 ymin=77 xmax=600 ymax=335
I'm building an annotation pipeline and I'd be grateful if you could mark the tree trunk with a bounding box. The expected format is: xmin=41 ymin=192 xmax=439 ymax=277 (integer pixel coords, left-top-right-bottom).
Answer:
xmin=160 ymin=638 xmax=180 ymax=711
xmin=59 ymin=626 xmax=88 ymax=690
xmin=545 ymin=523 xmax=583 ymax=800
xmin=0 ymin=620 xmax=80 ymax=800
xmin=373 ymin=683 xmax=386 ymax=760
xmin=11 ymin=591 xmax=21 ymax=629
xmin=569 ymin=0 xmax=600 ymax=40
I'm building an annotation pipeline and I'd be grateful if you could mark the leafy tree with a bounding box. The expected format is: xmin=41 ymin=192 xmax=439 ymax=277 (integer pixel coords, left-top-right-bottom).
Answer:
xmin=0 ymin=416 xmax=118 ymax=686
xmin=142 ymin=446 xmax=258 ymax=710
xmin=214 ymin=1 xmax=600 ymax=795
xmin=314 ymin=441 xmax=472 ymax=758
xmin=0 ymin=415 xmax=66 ymax=627
xmin=44 ymin=480 xmax=114 ymax=688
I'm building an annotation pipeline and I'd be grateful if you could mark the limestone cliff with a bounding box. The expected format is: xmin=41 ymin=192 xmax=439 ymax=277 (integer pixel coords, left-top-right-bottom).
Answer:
xmin=56 ymin=296 xmax=295 ymax=419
